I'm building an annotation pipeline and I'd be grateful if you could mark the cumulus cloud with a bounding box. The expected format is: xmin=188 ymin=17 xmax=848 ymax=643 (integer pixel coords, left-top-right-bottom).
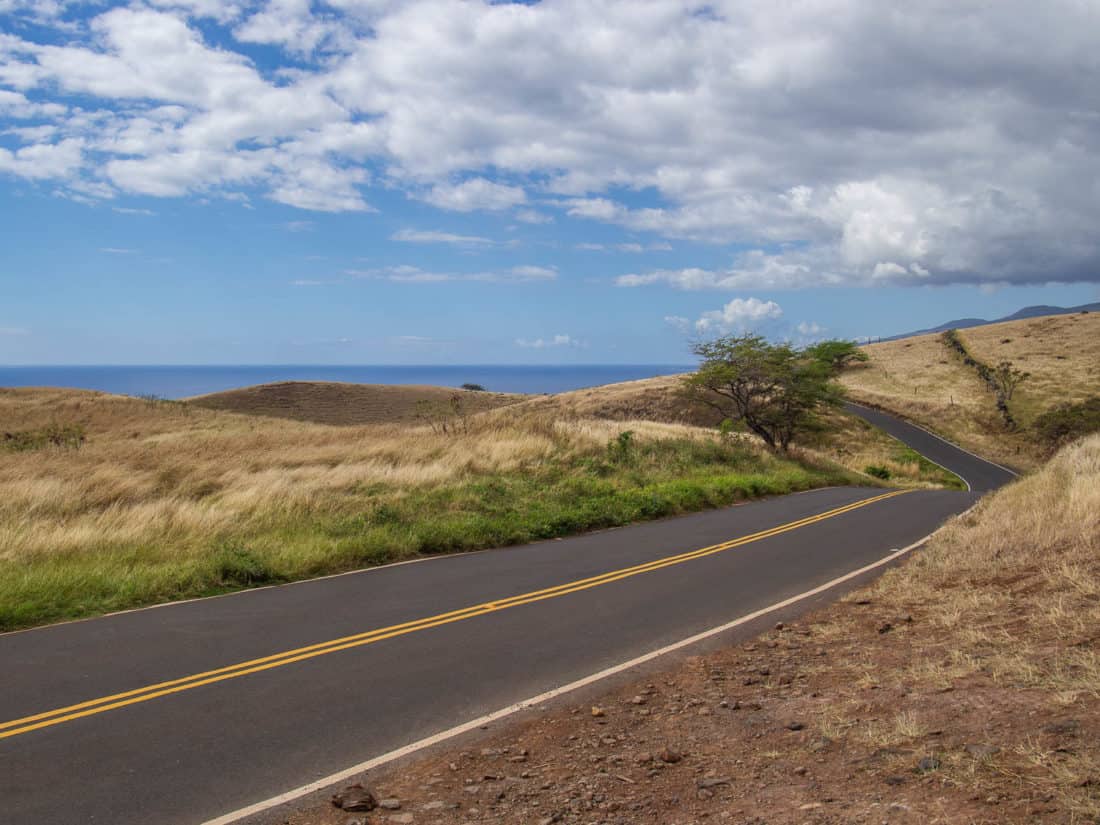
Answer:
xmin=515 ymin=334 xmax=584 ymax=349
xmin=1 ymin=1 xmax=1099 ymax=286
xmin=694 ymin=298 xmax=783 ymax=335
xmin=422 ymin=178 xmax=527 ymax=212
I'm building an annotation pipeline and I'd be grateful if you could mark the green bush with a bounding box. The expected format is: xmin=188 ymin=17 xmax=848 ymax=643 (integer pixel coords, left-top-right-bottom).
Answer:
xmin=864 ymin=464 xmax=892 ymax=479
xmin=1032 ymin=396 xmax=1100 ymax=451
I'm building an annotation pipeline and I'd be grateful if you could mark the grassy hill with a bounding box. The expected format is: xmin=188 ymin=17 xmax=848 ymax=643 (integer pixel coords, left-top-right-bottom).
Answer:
xmin=0 ymin=386 xmax=860 ymax=630
xmin=188 ymin=380 xmax=525 ymax=425
xmin=841 ymin=311 xmax=1100 ymax=469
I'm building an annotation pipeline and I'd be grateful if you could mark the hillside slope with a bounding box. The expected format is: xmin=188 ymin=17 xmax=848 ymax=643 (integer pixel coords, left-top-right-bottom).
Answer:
xmin=841 ymin=311 xmax=1100 ymax=469
xmin=187 ymin=380 xmax=525 ymax=425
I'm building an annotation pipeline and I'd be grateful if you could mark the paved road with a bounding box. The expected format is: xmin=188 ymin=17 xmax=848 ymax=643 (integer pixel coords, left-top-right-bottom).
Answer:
xmin=0 ymin=408 xmax=1012 ymax=825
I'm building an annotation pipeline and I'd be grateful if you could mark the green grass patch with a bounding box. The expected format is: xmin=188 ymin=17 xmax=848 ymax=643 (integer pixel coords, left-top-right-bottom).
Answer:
xmin=0 ymin=434 xmax=859 ymax=631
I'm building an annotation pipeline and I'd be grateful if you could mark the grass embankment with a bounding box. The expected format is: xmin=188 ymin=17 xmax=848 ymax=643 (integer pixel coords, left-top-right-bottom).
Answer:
xmin=841 ymin=311 xmax=1100 ymax=470
xmin=291 ymin=434 xmax=1100 ymax=825
xmin=0 ymin=388 xmax=858 ymax=631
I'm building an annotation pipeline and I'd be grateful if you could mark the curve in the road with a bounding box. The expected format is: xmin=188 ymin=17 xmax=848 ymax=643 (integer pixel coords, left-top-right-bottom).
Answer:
xmin=0 ymin=405 xmax=1015 ymax=825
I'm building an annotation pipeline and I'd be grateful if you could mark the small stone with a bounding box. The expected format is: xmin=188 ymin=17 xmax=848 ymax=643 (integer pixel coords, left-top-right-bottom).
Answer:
xmin=331 ymin=784 xmax=377 ymax=812
xmin=785 ymin=721 xmax=805 ymax=731
xmin=799 ymin=802 xmax=824 ymax=810
xmin=697 ymin=776 xmax=731 ymax=789
xmin=793 ymin=767 xmax=808 ymax=776
xmin=421 ymin=801 xmax=445 ymax=811
xmin=635 ymin=752 xmax=653 ymax=764
xmin=630 ymin=695 xmax=647 ymax=705
xmin=389 ymin=814 xmax=414 ymax=824
xmin=884 ymin=775 xmax=906 ymax=786
xmin=591 ymin=706 xmax=605 ymax=718
xmin=378 ymin=798 xmax=402 ymax=810
xmin=658 ymin=747 xmax=683 ymax=764
xmin=808 ymin=737 xmax=831 ymax=752
xmin=877 ymin=622 xmax=893 ymax=634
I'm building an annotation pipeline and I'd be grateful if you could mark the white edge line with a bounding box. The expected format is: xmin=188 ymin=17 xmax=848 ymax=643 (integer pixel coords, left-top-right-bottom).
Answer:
xmin=846 ymin=400 xmax=1019 ymax=479
xmin=201 ymin=516 xmax=967 ymax=825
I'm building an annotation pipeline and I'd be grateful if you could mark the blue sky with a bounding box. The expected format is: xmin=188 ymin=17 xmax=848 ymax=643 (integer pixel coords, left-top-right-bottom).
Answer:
xmin=2 ymin=1 xmax=1098 ymax=366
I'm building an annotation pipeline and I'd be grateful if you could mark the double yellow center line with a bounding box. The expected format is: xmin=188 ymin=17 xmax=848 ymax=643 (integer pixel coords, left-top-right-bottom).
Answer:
xmin=0 ymin=489 xmax=909 ymax=741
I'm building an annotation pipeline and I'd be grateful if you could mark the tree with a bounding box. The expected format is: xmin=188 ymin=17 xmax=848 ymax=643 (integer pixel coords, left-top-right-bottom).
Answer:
xmin=461 ymin=383 xmax=487 ymax=392
xmin=991 ymin=360 xmax=1028 ymax=403
xmin=804 ymin=340 xmax=869 ymax=375
xmin=683 ymin=334 xmax=841 ymax=451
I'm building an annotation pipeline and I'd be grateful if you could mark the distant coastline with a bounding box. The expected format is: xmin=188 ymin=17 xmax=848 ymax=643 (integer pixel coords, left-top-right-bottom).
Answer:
xmin=0 ymin=364 xmax=694 ymax=399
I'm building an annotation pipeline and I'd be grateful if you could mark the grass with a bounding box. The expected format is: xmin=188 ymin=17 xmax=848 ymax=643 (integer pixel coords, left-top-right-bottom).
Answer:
xmin=0 ymin=387 xmax=859 ymax=630
xmin=840 ymin=311 xmax=1100 ymax=469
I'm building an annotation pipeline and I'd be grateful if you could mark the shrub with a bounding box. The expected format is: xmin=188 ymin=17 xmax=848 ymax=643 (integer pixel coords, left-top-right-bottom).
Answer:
xmin=461 ymin=383 xmax=487 ymax=391
xmin=1032 ymin=396 xmax=1100 ymax=451
xmin=607 ymin=430 xmax=636 ymax=463
xmin=864 ymin=464 xmax=892 ymax=480
xmin=3 ymin=423 xmax=86 ymax=452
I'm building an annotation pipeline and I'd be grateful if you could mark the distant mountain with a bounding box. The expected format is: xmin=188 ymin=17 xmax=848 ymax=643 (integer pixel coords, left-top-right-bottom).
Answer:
xmin=881 ymin=302 xmax=1100 ymax=342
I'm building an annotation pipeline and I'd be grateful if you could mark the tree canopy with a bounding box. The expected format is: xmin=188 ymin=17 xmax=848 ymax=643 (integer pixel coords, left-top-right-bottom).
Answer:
xmin=684 ymin=334 xmax=850 ymax=451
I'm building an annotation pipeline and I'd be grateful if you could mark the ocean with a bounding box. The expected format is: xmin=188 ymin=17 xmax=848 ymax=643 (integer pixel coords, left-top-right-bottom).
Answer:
xmin=0 ymin=364 xmax=694 ymax=399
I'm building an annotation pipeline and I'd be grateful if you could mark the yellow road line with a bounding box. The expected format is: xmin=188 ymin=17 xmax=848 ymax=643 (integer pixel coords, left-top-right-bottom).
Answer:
xmin=0 ymin=489 xmax=909 ymax=741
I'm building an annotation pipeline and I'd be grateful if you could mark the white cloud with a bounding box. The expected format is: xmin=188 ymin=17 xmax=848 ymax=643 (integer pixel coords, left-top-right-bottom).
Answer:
xmin=282 ymin=220 xmax=314 ymax=232
xmin=617 ymin=250 xmax=825 ymax=291
xmin=99 ymin=246 xmax=137 ymax=254
xmin=797 ymin=321 xmax=825 ymax=337
xmin=515 ymin=334 xmax=584 ymax=349
xmin=347 ymin=264 xmax=556 ymax=283
xmin=515 ymin=208 xmax=553 ymax=225
xmin=422 ymin=178 xmax=526 ymax=212
xmin=112 ymin=206 xmax=156 ymax=215
xmin=0 ymin=138 xmax=83 ymax=181
xmin=690 ymin=299 xmax=787 ymax=336
xmin=391 ymin=229 xmax=496 ymax=246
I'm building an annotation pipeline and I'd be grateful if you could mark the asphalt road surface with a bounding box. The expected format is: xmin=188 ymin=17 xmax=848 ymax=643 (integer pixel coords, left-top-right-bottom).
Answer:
xmin=0 ymin=407 xmax=1014 ymax=825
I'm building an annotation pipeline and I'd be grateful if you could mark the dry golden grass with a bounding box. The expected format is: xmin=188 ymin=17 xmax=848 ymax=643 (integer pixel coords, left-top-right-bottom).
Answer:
xmin=840 ymin=311 xmax=1100 ymax=469
xmin=188 ymin=380 xmax=524 ymax=425
xmin=960 ymin=312 xmax=1100 ymax=424
xmin=0 ymin=387 xmax=717 ymax=562
xmin=516 ymin=372 xmax=716 ymax=426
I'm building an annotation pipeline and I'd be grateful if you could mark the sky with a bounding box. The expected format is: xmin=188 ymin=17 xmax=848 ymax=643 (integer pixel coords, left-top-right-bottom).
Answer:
xmin=1 ymin=0 xmax=1098 ymax=366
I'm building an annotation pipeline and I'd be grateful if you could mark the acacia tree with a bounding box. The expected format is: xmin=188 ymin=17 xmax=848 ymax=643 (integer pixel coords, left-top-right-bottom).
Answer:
xmin=684 ymin=334 xmax=841 ymax=451
xmin=804 ymin=340 xmax=869 ymax=375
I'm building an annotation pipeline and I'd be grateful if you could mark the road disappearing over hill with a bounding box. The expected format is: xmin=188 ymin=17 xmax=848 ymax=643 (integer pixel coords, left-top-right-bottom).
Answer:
xmin=0 ymin=406 xmax=1015 ymax=825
